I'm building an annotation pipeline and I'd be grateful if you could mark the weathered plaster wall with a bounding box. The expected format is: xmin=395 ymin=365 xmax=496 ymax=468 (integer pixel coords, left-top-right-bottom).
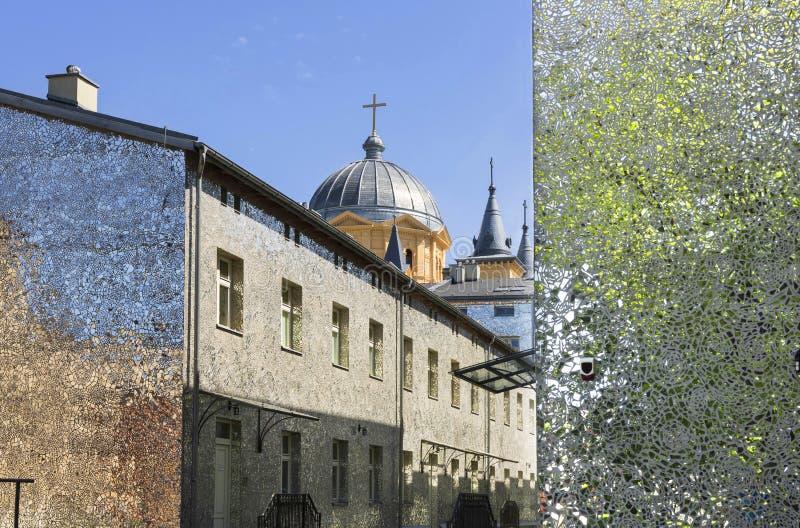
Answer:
xmin=0 ymin=106 xmax=185 ymax=527
xmin=191 ymin=172 xmax=535 ymax=528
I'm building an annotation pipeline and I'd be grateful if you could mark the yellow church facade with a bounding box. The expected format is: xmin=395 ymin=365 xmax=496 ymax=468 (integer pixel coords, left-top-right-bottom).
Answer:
xmin=327 ymin=211 xmax=451 ymax=283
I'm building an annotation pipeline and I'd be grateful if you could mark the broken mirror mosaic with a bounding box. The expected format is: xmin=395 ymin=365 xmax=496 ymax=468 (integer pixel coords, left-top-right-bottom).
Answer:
xmin=534 ymin=0 xmax=800 ymax=525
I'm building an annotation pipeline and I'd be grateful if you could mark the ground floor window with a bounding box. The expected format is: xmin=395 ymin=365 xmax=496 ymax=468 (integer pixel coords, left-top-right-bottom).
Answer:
xmin=368 ymin=445 xmax=383 ymax=503
xmin=331 ymin=439 xmax=349 ymax=504
xmin=281 ymin=431 xmax=301 ymax=493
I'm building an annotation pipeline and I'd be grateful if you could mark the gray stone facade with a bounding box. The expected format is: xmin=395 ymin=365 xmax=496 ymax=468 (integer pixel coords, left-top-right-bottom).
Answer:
xmin=0 ymin=86 xmax=535 ymax=528
xmin=191 ymin=170 xmax=536 ymax=527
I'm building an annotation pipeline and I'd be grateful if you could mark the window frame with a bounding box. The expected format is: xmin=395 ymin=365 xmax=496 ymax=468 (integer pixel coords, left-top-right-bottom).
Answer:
xmin=427 ymin=349 xmax=438 ymax=399
xmin=368 ymin=445 xmax=383 ymax=504
xmin=494 ymin=304 xmax=515 ymax=317
xmin=451 ymin=360 xmax=460 ymax=408
xmin=402 ymin=337 xmax=413 ymax=390
xmin=331 ymin=439 xmax=349 ymax=504
xmin=331 ymin=304 xmax=349 ymax=368
xmin=368 ymin=320 xmax=383 ymax=380
xmin=470 ymin=384 xmax=480 ymax=415
xmin=281 ymin=431 xmax=301 ymax=494
xmin=217 ymin=256 xmax=232 ymax=328
xmin=281 ymin=279 xmax=302 ymax=352
xmin=216 ymin=252 xmax=243 ymax=333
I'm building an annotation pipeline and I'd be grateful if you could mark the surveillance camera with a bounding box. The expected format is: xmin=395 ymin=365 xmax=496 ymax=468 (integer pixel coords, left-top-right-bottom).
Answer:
xmin=580 ymin=357 xmax=597 ymax=381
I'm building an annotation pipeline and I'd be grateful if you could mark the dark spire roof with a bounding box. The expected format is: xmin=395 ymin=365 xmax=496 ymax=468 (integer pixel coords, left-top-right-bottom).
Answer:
xmin=472 ymin=158 xmax=512 ymax=257
xmin=516 ymin=200 xmax=534 ymax=278
xmin=384 ymin=220 xmax=405 ymax=270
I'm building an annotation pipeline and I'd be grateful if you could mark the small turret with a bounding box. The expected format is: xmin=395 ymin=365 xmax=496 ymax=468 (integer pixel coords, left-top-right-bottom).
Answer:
xmin=516 ymin=200 xmax=534 ymax=278
xmin=472 ymin=158 xmax=512 ymax=257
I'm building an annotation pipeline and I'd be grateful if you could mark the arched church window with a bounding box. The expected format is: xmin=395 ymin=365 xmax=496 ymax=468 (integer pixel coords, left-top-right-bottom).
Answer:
xmin=405 ymin=249 xmax=413 ymax=267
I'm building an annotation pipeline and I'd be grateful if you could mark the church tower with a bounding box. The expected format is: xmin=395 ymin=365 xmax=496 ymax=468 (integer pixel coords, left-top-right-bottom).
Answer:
xmin=455 ymin=159 xmax=526 ymax=279
xmin=309 ymin=95 xmax=451 ymax=283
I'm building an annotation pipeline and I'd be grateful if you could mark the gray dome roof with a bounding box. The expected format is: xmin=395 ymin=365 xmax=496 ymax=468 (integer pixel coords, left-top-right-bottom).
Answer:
xmin=309 ymin=134 xmax=445 ymax=230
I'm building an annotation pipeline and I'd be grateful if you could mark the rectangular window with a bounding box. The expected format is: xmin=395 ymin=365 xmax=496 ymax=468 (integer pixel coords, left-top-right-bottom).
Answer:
xmin=470 ymin=384 xmax=480 ymax=415
xmin=331 ymin=439 xmax=348 ymax=504
xmin=217 ymin=252 xmax=243 ymax=332
xmin=220 ymin=187 xmax=228 ymax=206
xmin=281 ymin=431 xmax=301 ymax=493
xmin=489 ymin=392 xmax=496 ymax=421
xmin=517 ymin=393 xmax=523 ymax=430
xmin=451 ymin=459 xmax=460 ymax=480
xmin=281 ymin=280 xmax=302 ymax=351
xmin=331 ymin=304 xmax=349 ymax=368
xmin=494 ymin=305 xmax=515 ymax=317
xmin=517 ymin=470 xmax=524 ymax=489
xmin=503 ymin=392 xmax=510 ymax=426
xmin=368 ymin=445 xmax=383 ymax=503
xmin=428 ymin=350 xmax=438 ymax=399
xmin=504 ymin=468 xmax=511 ymax=486
xmin=501 ymin=335 xmax=521 ymax=350
xmin=451 ymin=360 xmax=460 ymax=408
xmin=369 ymin=321 xmax=383 ymax=379
xmin=402 ymin=451 xmax=413 ymax=503
xmin=403 ymin=337 xmax=413 ymax=390
xmin=529 ymin=398 xmax=535 ymax=434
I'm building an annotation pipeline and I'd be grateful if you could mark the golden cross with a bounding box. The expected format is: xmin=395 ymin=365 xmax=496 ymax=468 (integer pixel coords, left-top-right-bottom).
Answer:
xmin=362 ymin=93 xmax=387 ymax=136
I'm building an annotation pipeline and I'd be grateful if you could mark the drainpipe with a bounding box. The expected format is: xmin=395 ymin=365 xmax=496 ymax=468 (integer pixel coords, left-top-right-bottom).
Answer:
xmin=190 ymin=145 xmax=206 ymax=527
xmin=397 ymin=288 xmax=405 ymax=528
xmin=486 ymin=336 xmax=495 ymax=459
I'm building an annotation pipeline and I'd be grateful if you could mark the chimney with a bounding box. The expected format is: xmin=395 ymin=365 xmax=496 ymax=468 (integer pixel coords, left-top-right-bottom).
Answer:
xmin=46 ymin=65 xmax=99 ymax=112
xmin=463 ymin=262 xmax=481 ymax=282
xmin=449 ymin=264 xmax=464 ymax=284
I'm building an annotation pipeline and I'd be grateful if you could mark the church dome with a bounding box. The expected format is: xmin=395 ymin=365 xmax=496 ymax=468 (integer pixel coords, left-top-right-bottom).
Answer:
xmin=309 ymin=134 xmax=445 ymax=231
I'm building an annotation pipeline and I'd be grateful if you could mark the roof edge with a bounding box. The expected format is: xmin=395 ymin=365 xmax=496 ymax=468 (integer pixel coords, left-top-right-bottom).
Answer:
xmin=0 ymin=87 xmax=197 ymax=150
xmin=201 ymin=144 xmax=516 ymax=358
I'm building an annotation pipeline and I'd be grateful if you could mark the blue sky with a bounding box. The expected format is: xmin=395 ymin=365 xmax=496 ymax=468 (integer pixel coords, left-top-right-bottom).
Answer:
xmin=3 ymin=1 xmax=531 ymax=262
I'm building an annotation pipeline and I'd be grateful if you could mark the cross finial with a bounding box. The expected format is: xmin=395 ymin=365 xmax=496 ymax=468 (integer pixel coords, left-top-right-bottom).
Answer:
xmin=362 ymin=93 xmax=387 ymax=136
xmin=523 ymin=200 xmax=528 ymax=227
xmin=489 ymin=157 xmax=495 ymax=193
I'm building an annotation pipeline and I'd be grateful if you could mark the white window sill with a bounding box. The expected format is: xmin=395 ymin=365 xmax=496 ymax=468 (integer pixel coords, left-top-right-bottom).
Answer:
xmin=216 ymin=324 xmax=243 ymax=337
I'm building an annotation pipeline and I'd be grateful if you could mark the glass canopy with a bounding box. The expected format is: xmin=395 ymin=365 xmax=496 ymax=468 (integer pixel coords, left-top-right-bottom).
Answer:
xmin=452 ymin=349 xmax=535 ymax=393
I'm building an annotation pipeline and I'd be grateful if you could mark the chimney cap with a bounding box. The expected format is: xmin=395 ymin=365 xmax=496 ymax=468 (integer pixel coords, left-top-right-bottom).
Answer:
xmin=46 ymin=65 xmax=99 ymax=88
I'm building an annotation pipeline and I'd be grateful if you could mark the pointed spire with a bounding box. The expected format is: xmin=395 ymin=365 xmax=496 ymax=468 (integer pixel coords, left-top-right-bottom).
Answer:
xmin=516 ymin=200 xmax=534 ymax=278
xmin=384 ymin=219 xmax=405 ymax=270
xmin=473 ymin=158 xmax=512 ymax=257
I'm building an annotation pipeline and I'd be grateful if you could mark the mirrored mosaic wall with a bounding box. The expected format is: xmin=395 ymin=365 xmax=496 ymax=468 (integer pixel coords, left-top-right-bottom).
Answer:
xmin=0 ymin=106 xmax=185 ymax=527
xmin=534 ymin=1 xmax=800 ymax=525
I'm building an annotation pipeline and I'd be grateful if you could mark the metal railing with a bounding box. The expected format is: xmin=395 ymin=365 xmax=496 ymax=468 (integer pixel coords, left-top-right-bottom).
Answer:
xmin=500 ymin=500 xmax=519 ymax=528
xmin=447 ymin=492 xmax=495 ymax=528
xmin=0 ymin=479 xmax=34 ymax=528
xmin=257 ymin=493 xmax=321 ymax=528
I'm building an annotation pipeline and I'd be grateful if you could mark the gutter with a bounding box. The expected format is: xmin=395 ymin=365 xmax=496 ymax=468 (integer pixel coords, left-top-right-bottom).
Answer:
xmin=189 ymin=145 xmax=206 ymax=526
